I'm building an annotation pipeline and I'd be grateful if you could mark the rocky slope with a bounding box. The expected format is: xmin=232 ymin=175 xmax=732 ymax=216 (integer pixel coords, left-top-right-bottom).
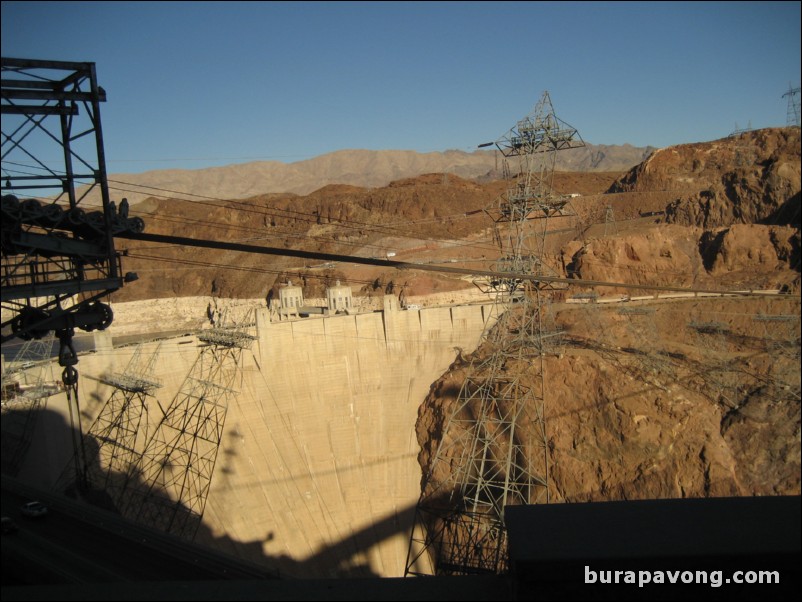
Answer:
xmin=115 ymin=130 xmax=801 ymax=307
xmin=561 ymin=222 xmax=799 ymax=294
xmin=610 ymin=127 xmax=800 ymax=228
xmin=562 ymin=128 xmax=801 ymax=295
xmin=417 ymin=295 xmax=800 ymax=502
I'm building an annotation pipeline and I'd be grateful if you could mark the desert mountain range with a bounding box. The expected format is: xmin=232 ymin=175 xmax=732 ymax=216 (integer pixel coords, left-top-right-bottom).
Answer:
xmin=92 ymin=144 xmax=655 ymax=205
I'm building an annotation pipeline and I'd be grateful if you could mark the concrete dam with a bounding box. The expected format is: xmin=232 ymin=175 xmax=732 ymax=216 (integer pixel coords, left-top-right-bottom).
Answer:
xmin=4 ymin=297 xmax=495 ymax=578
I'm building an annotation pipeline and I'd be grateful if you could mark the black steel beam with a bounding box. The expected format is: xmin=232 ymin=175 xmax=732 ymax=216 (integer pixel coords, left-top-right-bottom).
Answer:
xmin=0 ymin=78 xmax=57 ymax=90
xmin=1 ymin=57 xmax=94 ymax=71
xmin=2 ymin=88 xmax=106 ymax=102
xmin=10 ymin=231 xmax=109 ymax=258
xmin=2 ymin=183 xmax=66 ymax=190
xmin=1 ymin=104 xmax=79 ymax=116
xmin=0 ymin=277 xmax=122 ymax=302
xmin=4 ymin=172 xmax=95 ymax=181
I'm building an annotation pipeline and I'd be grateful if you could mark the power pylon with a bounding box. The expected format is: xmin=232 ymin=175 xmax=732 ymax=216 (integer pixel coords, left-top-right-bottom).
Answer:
xmin=119 ymin=315 xmax=255 ymax=539
xmin=783 ymin=84 xmax=800 ymax=128
xmin=687 ymin=320 xmax=744 ymax=407
xmin=406 ymin=92 xmax=583 ymax=576
xmin=1 ymin=334 xmax=59 ymax=475
xmin=754 ymin=313 xmax=801 ymax=359
xmin=753 ymin=313 xmax=801 ymax=402
xmin=79 ymin=342 xmax=163 ymax=501
xmin=618 ymin=306 xmax=676 ymax=383
xmin=604 ymin=205 xmax=618 ymax=237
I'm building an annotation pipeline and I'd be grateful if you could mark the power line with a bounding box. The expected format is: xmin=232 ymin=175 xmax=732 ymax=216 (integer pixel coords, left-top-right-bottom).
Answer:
xmin=105 ymin=177 xmax=503 ymax=255
xmin=118 ymin=231 xmax=793 ymax=298
xmin=125 ymin=251 xmax=383 ymax=289
xmin=7 ymin=161 xmax=795 ymax=296
xmin=115 ymin=202 xmax=411 ymax=256
xmin=2 ymin=161 xmax=503 ymax=255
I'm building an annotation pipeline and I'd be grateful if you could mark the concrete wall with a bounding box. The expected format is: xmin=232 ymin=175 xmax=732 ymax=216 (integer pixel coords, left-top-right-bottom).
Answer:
xmin=8 ymin=299 xmax=494 ymax=578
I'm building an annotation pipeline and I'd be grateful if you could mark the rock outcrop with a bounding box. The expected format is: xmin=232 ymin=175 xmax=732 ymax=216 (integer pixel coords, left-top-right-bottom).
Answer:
xmin=564 ymin=128 xmax=801 ymax=294
xmin=417 ymin=128 xmax=801 ymax=506
xmin=610 ymin=127 xmax=800 ymax=228
xmin=415 ymin=296 xmax=801 ymax=503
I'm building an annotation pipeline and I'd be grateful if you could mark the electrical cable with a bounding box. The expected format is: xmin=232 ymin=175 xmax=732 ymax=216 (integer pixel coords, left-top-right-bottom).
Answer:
xmin=2 ymin=161 xmax=503 ymax=255
xmin=118 ymin=230 xmax=794 ymax=298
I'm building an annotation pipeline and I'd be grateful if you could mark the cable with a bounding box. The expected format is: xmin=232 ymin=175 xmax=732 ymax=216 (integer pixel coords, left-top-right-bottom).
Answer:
xmin=117 ymin=205 xmax=410 ymax=256
xmin=117 ymin=230 xmax=795 ymax=298
xmin=125 ymin=251 xmax=383 ymax=289
xmin=105 ymin=177 xmax=503 ymax=255
xmin=2 ymin=161 xmax=503 ymax=255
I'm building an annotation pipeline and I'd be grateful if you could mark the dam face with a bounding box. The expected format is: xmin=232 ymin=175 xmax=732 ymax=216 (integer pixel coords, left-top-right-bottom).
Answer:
xmin=6 ymin=297 xmax=494 ymax=578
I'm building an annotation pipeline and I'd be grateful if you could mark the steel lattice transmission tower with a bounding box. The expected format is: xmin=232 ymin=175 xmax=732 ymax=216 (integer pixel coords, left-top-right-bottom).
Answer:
xmin=1 ymin=335 xmax=59 ymax=475
xmin=76 ymin=342 xmax=163 ymax=501
xmin=686 ymin=320 xmax=744 ymax=408
xmin=117 ymin=317 xmax=255 ymax=539
xmin=406 ymin=92 xmax=583 ymax=577
xmin=753 ymin=313 xmax=801 ymax=403
xmin=783 ymin=84 xmax=800 ymax=128
xmin=618 ymin=306 xmax=676 ymax=383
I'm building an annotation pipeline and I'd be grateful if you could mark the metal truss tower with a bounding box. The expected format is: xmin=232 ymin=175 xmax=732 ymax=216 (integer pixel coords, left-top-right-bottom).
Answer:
xmin=753 ymin=313 xmax=801 ymax=403
xmin=1 ymin=335 xmax=59 ymax=475
xmin=1 ymin=58 xmax=139 ymax=345
xmin=618 ymin=306 xmax=676 ymax=383
xmin=783 ymin=84 xmax=800 ymax=128
xmin=686 ymin=320 xmax=744 ymax=408
xmin=604 ymin=205 xmax=618 ymax=237
xmin=118 ymin=319 xmax=255 ymax=539
xmin=406 ymin=92 xmax=583 ymax=576
xmin=2 ymin=58 xmax=142 ymax=485
xmin=77 ymin=342 xmax=163 ymax=500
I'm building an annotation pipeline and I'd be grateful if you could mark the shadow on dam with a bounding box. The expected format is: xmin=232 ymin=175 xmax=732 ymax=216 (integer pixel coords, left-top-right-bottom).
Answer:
xmin=4 ymin=408 xmax=800 ymax=601
xmin=1 ymin=405 xmax=431 ymax=581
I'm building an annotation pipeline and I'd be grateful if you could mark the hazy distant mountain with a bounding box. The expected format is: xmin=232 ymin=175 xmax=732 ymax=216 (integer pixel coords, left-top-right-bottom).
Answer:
xmin=92 ymin=145 xmax=656 ymax=204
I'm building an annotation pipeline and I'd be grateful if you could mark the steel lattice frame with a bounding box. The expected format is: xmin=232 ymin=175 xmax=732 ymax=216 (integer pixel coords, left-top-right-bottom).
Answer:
xmin=618 ymin=306 xmax=677 ymax=382
xmin=1 ymin=335 xmax=58 ymax=475
xmin=686 ymin=320 xmax=745 ymax=408
xmin=753 ymin=313 xmax=801 ymax=403
xmin=79 ymin=343 xmax=163 ymax=500
xmin=406 ymin=92 xmax=582 ymax=576
xmin=784 ymin=85 xmax=800 ymax=128
xmin=1 ymin=58 xmax=126 ymax=342
xmin=119 ymin=324 xmax=255 ymax=539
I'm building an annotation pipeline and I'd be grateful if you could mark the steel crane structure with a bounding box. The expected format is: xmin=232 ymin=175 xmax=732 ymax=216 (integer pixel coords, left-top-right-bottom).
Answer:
xmin=1 ymin=57 xmax=142 ymax=487
xmin=79 ymin=342 xmax=164 ymax=501
xmin=1 ymin=58 xmax=140 ymax=349
xmin=0 ymin=334 xmax=60 ymax=475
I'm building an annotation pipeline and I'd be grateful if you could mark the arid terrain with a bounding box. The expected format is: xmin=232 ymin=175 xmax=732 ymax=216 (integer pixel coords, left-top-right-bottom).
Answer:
xmin=110 ymin=127 xmax=800 ymax=506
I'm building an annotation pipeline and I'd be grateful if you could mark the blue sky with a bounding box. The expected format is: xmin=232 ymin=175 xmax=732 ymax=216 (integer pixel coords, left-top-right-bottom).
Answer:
xmin=2 ymin=1 xmax=800 ymax=173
